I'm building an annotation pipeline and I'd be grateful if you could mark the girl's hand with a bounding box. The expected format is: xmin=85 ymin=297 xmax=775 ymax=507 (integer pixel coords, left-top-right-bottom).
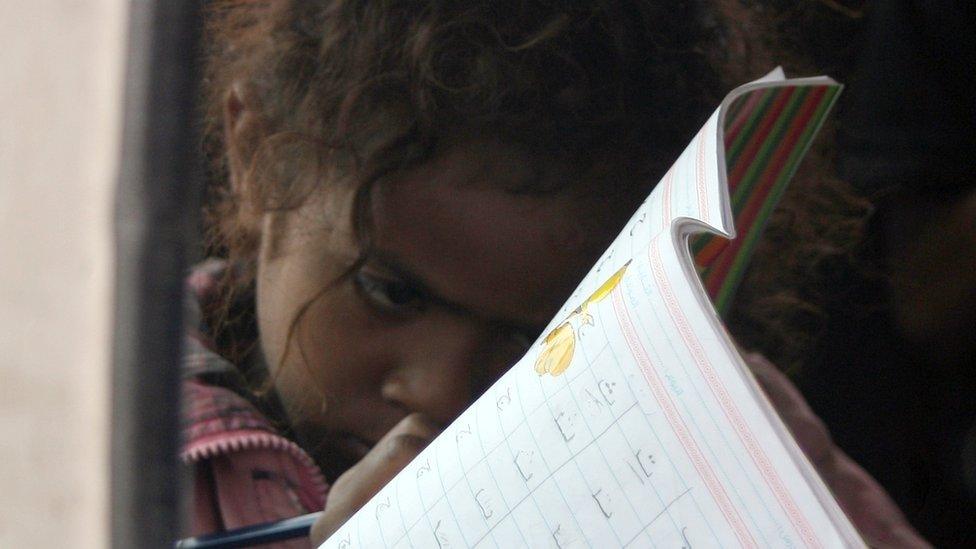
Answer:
xmin=744 ymin=352 xmax=932 ymax=548
xmin=309 ymin=414 xmax=442 ymax=545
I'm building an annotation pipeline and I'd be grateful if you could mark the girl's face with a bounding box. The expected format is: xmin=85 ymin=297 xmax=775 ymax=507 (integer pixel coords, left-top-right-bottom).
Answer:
xmin=256 ymin=141 xmax=611 ymax=477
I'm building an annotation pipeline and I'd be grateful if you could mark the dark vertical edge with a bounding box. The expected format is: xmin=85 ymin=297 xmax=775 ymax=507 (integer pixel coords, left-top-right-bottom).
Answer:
xmin=111 ymin=0 xmax=204 ymax=547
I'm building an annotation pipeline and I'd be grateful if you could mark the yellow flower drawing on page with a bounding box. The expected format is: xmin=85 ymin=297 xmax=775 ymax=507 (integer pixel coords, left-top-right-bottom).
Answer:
xmin=534 ymin=260 xmax=631 ymax=377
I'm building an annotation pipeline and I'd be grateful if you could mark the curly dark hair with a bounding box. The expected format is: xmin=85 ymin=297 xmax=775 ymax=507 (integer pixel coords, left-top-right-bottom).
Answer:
xmin=201 ymin=0 xmax=873 ymax=373
xmin=203 ymin=0 xmax=730 ymax=265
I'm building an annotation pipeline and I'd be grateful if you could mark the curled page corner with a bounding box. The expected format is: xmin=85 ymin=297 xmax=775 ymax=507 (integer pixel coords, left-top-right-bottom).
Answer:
xmin=698 ymin=74 xmax=843 ymax=314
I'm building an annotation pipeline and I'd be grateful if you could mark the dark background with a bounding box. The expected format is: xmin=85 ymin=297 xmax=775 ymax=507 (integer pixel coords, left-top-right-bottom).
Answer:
xmin=797 ymin=1 xmax=976 ymax=545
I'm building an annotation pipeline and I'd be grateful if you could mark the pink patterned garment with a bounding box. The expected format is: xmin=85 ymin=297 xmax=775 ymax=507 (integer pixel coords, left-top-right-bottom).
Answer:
xmin=181 ymin=260 xmax=328 ymax=547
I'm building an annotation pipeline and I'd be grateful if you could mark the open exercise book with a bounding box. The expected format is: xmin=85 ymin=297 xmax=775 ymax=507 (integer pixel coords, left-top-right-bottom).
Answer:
xmin=321 ymin=71 xmax=866 ymax=548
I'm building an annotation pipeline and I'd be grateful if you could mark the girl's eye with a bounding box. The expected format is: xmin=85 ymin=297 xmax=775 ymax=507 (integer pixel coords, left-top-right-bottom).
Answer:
xmin=354 ymin=269 xmax=428 ymax=314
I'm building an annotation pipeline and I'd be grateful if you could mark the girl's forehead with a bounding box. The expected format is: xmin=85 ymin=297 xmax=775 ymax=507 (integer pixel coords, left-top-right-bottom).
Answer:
xmin=372 ymin=143 xmax=608 ymax=328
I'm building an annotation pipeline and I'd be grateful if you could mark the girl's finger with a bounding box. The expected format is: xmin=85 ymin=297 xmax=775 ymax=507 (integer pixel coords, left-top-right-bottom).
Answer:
xmin=744 ymin=352 xmax=931 ymax=548
xmin=310 ymin=413 xmax=442 ymax=544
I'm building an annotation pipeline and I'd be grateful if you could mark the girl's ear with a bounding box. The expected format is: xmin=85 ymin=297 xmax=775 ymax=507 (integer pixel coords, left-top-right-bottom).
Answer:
xmin=223 ymin=81 xmax=287 ymax=262
xmin=224 ymin=81 xmax=290 ymax=260
xmin=223 ymin=81 xmax=263 ymax=194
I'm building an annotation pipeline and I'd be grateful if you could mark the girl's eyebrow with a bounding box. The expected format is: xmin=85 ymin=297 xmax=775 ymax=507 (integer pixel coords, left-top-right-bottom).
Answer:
xmin=368 ymin=248 xmax=546 ymax=336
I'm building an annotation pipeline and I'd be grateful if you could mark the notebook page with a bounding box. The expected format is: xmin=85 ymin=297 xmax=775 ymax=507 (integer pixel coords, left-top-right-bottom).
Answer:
xmin=320 ymin=75 xmax=864 ymax=549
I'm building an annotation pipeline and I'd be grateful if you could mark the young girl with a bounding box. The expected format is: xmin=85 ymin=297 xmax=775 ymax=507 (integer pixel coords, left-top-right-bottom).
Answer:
xmin=184 ymin=1 xmax=927 ymax=546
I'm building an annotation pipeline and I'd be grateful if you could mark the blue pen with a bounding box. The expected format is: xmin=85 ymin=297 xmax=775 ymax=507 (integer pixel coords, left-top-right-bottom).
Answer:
xmin=174 ymin=511 xmax=322 ymax=548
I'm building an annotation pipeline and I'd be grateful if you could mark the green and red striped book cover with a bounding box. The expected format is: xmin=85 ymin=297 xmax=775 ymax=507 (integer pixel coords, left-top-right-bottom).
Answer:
xmin=694 ymin=81 xmax=842 ymax=315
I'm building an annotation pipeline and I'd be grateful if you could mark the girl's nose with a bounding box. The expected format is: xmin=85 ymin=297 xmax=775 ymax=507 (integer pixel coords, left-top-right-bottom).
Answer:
xmin=380 ymin=316 xmax=489 ymax=425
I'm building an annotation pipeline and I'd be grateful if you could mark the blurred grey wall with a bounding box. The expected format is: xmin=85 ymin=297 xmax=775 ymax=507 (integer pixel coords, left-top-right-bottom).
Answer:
xmin=0 ymin=1 xmax=126 ymax=546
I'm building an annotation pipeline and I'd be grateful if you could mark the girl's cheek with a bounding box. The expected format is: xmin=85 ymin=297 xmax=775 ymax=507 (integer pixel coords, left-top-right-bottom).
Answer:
xmin=300 ymin=280 xmax=396 ymax=387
